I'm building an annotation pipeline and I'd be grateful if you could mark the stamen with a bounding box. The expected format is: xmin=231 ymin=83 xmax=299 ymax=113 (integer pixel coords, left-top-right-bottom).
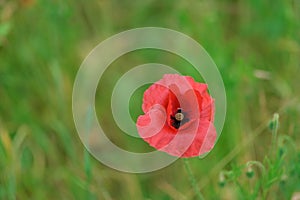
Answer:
xmin=175 ymin=113 xmax=184 ymax=121
xmin=170 ymin=108 xmax=188 ymax=129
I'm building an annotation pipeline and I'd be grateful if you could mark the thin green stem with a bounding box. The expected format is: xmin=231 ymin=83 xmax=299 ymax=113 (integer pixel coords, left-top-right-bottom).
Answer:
xmin=246 ymin=161 xmax=266 ymax=175
xmin=183 ymin=159 xmax=205 ymax=200
xmin=271 ymin=113 xmax=279 ymax=159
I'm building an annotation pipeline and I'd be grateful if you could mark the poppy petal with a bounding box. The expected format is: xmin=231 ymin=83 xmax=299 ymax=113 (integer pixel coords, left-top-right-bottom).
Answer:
xmin=142 ymin=84 xmax=169 ymax=113
xmin=136 ymin=104 xmax=167 ymax=138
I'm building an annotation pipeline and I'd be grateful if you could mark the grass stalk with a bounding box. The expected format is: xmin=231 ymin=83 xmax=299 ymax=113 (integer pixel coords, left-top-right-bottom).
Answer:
xmin=270 ymin=113 xmax=279 ymax=159
xmin=183 ymin=159 xmax=205 ymax=200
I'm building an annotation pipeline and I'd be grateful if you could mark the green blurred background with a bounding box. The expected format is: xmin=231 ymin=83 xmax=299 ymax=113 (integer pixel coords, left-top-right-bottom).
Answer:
xmin=0 ymin=0 xmax=300 ymax=199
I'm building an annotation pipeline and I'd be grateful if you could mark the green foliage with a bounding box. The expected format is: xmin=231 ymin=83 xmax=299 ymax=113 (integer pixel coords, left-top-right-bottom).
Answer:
xmin=219 ymin=114 xmax=299 ymax=199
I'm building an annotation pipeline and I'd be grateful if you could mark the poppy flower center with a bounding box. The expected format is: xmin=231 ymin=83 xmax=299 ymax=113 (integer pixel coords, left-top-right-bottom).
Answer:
xmin=170 ymin=108 xmax=189 ymax=129
xmin=175 ymin=112 xmax=184 ymax=121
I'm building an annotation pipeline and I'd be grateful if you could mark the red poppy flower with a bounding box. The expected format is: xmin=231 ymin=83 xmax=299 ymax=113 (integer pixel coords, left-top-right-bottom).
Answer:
xmin=136 ymin=74 xmax=216 ymax=157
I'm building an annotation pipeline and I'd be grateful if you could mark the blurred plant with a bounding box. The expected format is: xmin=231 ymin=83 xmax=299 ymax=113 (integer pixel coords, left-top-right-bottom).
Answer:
xmin=218 ymin=113 xmax=299 ymax=199
xmin=0 ymin=1 xmax=15 ymax=47
xmin=183 ymin=159 xmax=205 ymax=200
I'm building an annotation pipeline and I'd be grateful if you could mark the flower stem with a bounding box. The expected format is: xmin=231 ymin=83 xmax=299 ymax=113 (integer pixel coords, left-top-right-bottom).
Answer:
xmin=183 ymin=158 xmax=205 ymax=200
xmin=271 ymin=113 xmax=279 ymax=159
xmin=246 ymin=160 xmax=266 ymax=175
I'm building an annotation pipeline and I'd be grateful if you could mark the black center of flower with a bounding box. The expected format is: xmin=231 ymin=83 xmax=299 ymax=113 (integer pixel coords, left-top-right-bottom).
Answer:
xmin=170 ymin=108 xmax=189 ymax=129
